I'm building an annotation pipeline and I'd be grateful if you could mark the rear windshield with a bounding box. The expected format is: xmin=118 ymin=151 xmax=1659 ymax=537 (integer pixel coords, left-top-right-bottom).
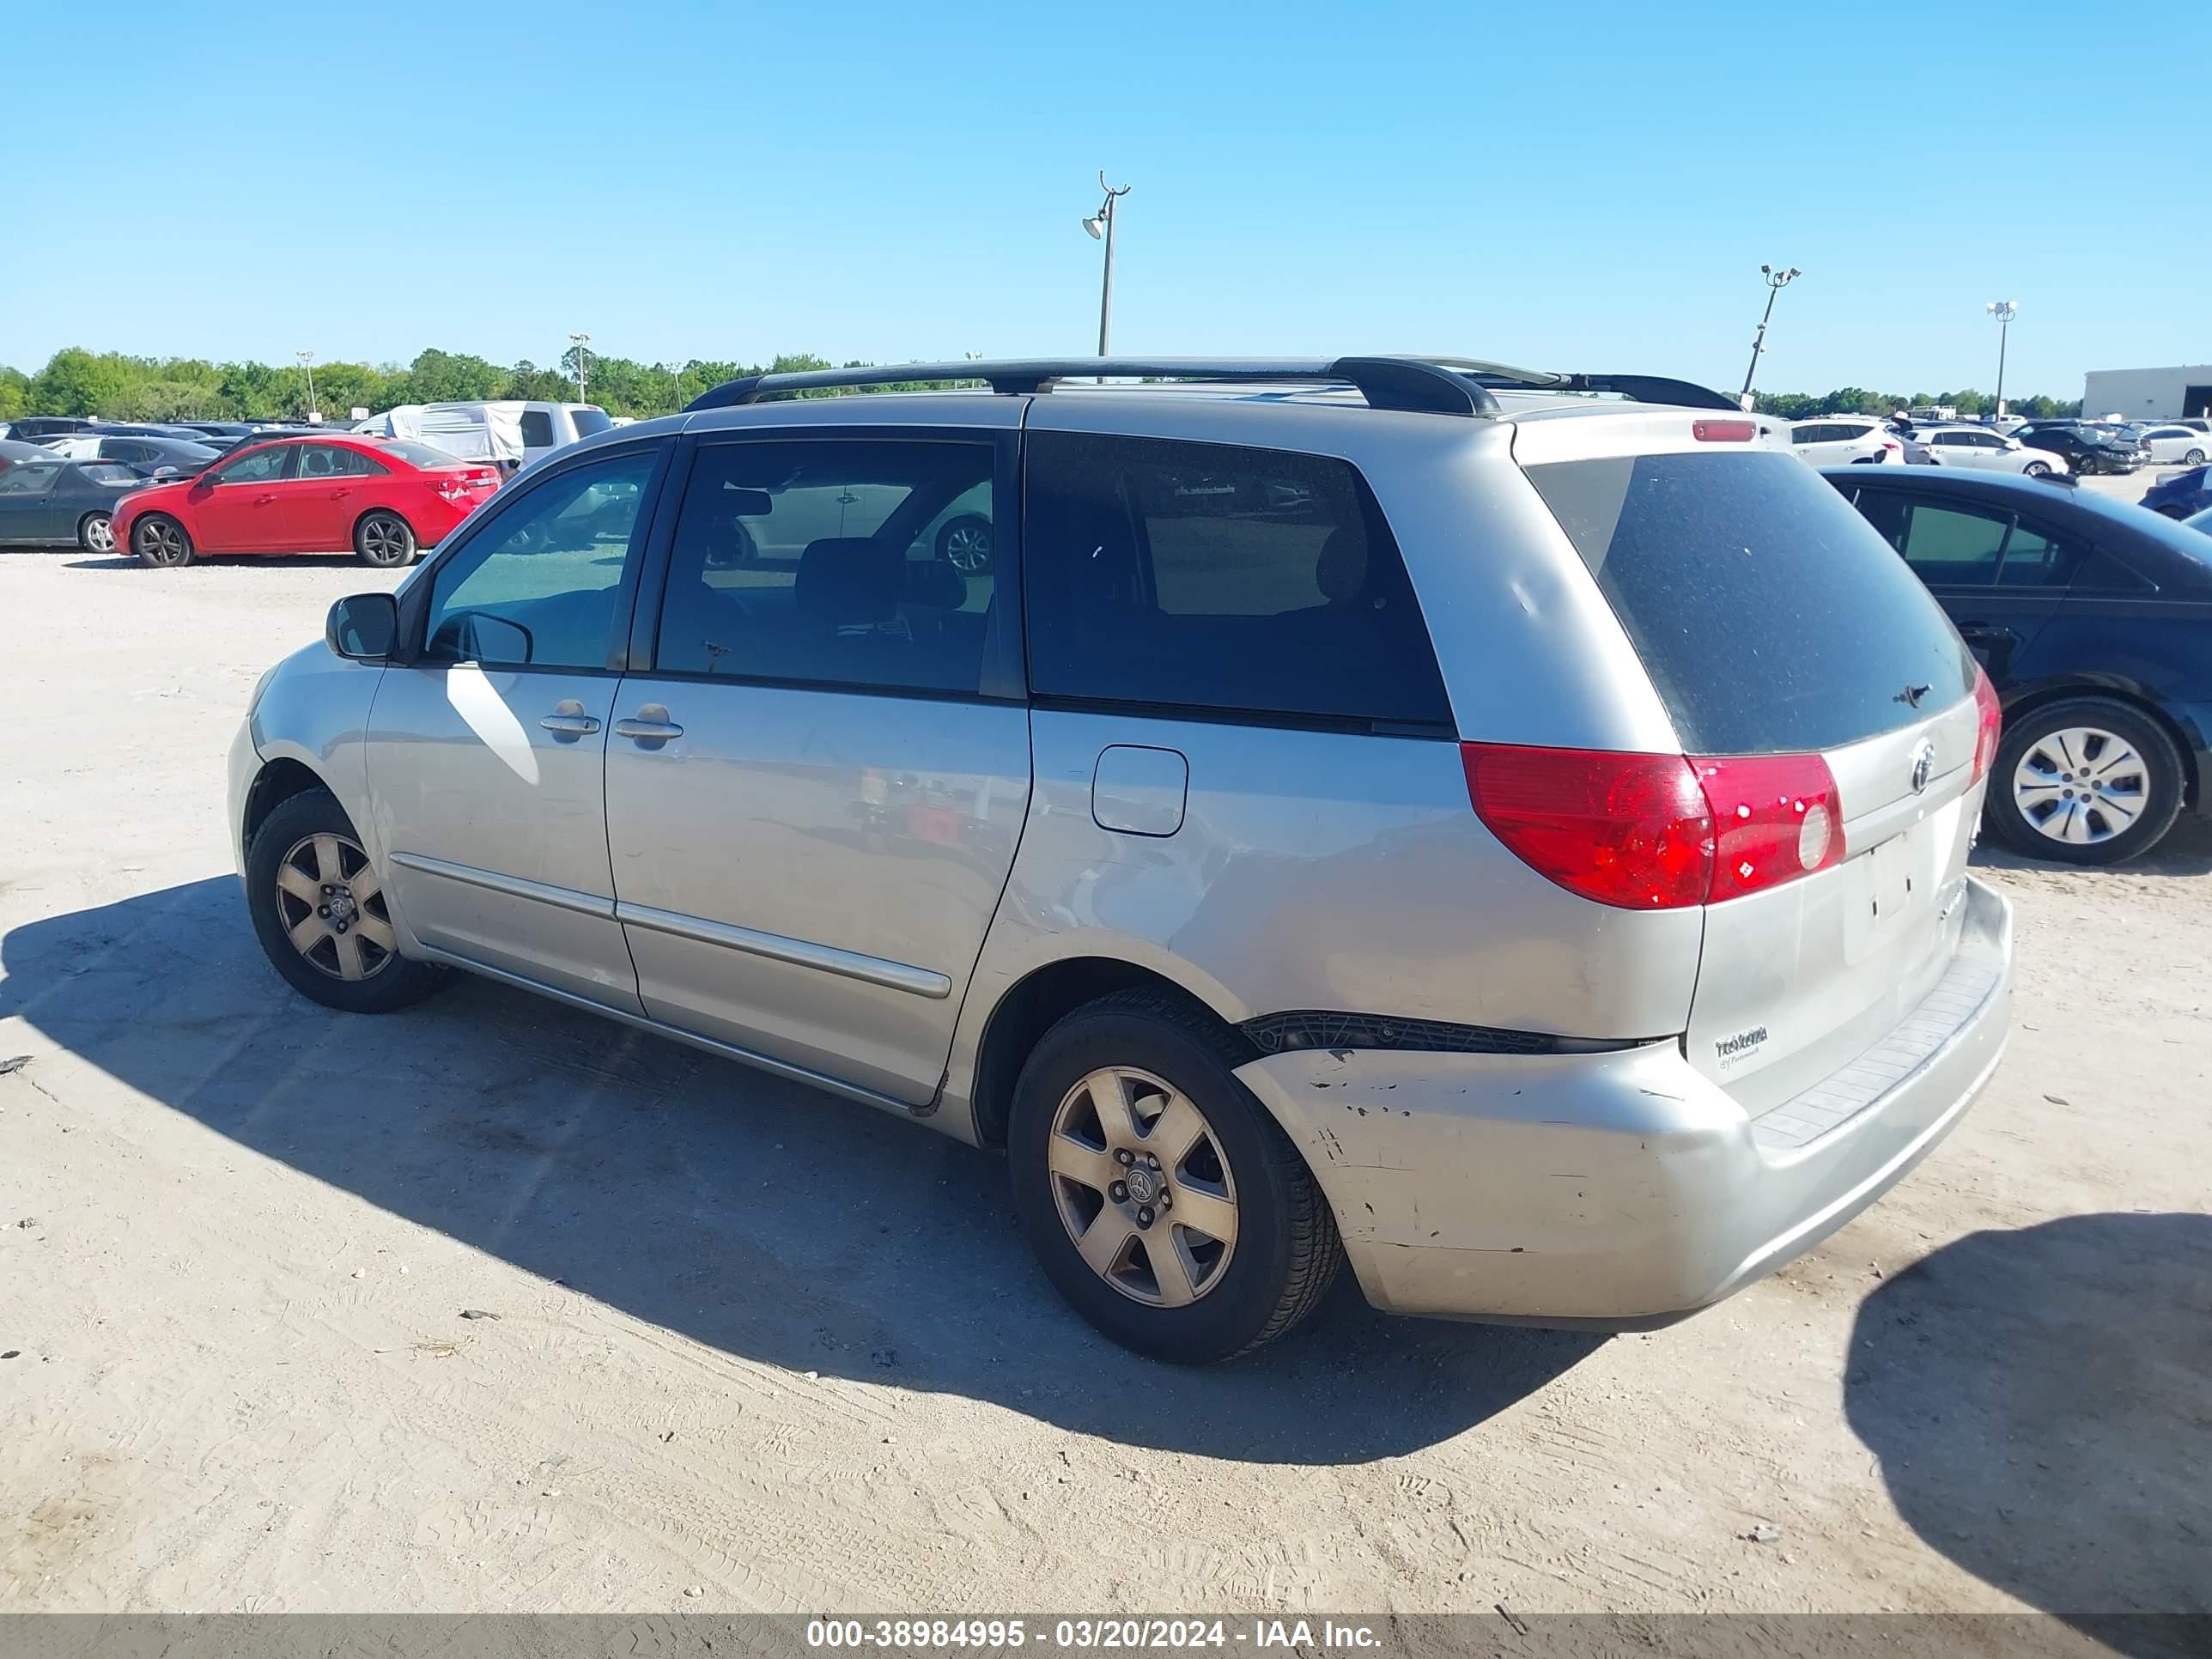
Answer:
xmin=378 ymin=440 xmax=466 ymax=470
xmin=569 ymin=407 xmax=613 ymax=437
xmin=1526 ymin=450 xmax=1975 ymax=755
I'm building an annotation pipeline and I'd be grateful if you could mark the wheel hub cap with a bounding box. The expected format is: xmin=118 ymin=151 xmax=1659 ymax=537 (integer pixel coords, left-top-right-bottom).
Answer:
xmin=1047 ymin=1065 xmax=1238 ymax=1308
xmin=275 ymin=833 xmax=397 ymax=981
xmin=2012 ymin=726 xmax=2147 ymax=846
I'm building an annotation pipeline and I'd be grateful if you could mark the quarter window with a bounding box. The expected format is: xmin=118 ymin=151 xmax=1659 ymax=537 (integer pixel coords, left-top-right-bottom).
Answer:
xmin=654 ymin=439 xmax=997 ymax=696
xmin=1023 ymin=432 xmax=1451 ymax=726
xmin=422 ymin=448 xmax=659 ymax=669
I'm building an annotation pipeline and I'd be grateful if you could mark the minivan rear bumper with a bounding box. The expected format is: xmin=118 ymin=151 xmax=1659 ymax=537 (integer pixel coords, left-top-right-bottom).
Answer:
xmin=1233 ymin=876 xmax=2012 ymax=1327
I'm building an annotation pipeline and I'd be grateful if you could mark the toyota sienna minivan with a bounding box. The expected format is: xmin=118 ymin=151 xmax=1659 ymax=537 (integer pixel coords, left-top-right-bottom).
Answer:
xmin=230 ymin=356 xmax=2014 ymax=1362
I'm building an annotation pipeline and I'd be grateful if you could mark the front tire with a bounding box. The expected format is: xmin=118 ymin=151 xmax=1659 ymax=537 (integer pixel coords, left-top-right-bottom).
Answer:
xmin=355 ymin=511 xmax=417 ymax=568
xmin=935 ymin=514 xmax=993 ymax=574
xmin=2023 ymin=460 xmax=2051 ymax=477
xmin=1985 ymin=697 xmax=2185 ymax=866
xmin=133 ymin=514 xmax=193 ymax=568
xmin=78 ymin=512 xmax=115 ymax=553
xmin=1007 ymin=988 xmax=1340 ymax=1363
xmin=246 ymin=787 xmax=448 ymax=1012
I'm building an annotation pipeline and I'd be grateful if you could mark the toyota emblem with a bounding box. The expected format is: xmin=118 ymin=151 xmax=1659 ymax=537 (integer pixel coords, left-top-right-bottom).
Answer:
xmin=1910 ymin=740 xmax=1936 ymax=795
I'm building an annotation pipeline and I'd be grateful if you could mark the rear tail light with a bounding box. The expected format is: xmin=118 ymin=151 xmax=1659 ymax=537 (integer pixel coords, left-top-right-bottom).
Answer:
xmin=1971 ymin=668 xmax=2003 ymax=783
xmin=1692 ymin=419 xmax=1758 ymax=443
xmin=1690 ymin=752 xmax=1844 ymax=901
xmin=1463 ymin=743 xmax=1844 ymax=910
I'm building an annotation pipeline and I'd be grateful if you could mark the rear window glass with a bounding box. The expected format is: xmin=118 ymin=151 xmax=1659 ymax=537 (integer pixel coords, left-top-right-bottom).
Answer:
xmin=377 ymin=440 xmax=463 ymax=470
xmin=1526 ymin=450 xmax=1975 ymax=754
xmin=570 ymin=407 xmax=613 ymax=437
xmin=520 ymin=411 xmax=556 ymax=447
xmin=1023 ymin=432 xmax=1451 ymax=726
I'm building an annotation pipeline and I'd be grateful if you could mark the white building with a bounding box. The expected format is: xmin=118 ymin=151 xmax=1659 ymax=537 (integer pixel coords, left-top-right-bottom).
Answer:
xmin=2080 ymin=365 xmax=2212 ymax=422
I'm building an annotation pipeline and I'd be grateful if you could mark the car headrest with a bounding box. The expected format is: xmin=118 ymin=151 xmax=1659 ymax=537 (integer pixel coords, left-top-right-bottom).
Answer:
xmin=795 ymin=538 xmax=902 ymax=630
xmin=1315 ymin=527 xmax=1369 ymax=605
xmin=903 ymin=557 xmax=967 ymax=611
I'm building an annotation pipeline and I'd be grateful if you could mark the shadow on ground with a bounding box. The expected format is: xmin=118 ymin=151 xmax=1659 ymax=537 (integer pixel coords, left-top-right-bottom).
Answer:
xmin=1972 ymin=808 xmax=2212 ymax=879
xmin=1846 ymin=1213 xmax=2212 ymax=1652
xmin=0 ymin=878 xmax=1601 ymax=1463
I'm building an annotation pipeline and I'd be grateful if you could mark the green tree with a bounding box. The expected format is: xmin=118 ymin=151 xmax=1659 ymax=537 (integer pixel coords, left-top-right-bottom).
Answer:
xmin=0 ymin=365 xmax=31 ymax=420
xmin=30 ymin=348 xmax=131 ymax=416
xmin=404 ymin=348 xmax=501 ymax=403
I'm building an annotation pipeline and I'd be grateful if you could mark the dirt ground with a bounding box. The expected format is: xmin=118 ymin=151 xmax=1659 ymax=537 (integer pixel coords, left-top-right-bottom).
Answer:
xmin=0 ymin=540 xmax=2206 ymax=1629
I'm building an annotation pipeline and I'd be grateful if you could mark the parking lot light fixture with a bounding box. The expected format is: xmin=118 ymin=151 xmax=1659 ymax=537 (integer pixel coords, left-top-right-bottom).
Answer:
xmin=1082 ymin=171 xmax=1133 ymax=358
xmin=1987 ymin=301 xmax=2018 ymax=421
xmin=1737 ymin=264 xmax=1801 ymax=409
xmin=297 ymin=351 xmax=319 ymax=423
xmin=569 ymin=331 xmax=592 ymax=403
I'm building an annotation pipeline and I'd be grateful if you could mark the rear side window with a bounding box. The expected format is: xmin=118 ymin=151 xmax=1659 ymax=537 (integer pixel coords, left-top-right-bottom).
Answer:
xmin=1023 ymin=433 xmax=1451 ymax=726
xmin=520 ymin=410 xmax=556 ymax=447
xmin=570 ymin=408 xmax=613 ymax=437
xmin=1527 ymin=452 xmax=1974 ymax=755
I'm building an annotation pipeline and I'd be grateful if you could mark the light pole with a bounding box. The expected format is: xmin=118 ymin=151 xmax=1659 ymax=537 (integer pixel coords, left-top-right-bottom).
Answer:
xmin=1737 ymin=264 xmax=1801 ymax=410
xmin=297 ymin=350 xmax=319 ymax=422
xmin=568 ymin=331 xmax=591 ymax=402
xmin=1080 ymin=171 xmax=1132 ymax=357
xmin=1986 ymin=301 xmax=2017 ymax=422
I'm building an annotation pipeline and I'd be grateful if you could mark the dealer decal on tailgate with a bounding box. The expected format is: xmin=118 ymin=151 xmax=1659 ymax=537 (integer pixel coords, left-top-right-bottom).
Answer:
xmin=1716 ymin=1026 xmax=1769 ymax=1070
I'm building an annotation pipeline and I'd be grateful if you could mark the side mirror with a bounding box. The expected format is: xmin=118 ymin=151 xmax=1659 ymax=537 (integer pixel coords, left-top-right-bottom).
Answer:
xmin=327 ymin=592 xmax=399 ymax=661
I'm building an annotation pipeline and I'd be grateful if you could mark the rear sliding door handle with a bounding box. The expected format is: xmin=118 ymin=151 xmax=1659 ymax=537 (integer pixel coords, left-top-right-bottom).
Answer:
xmin=614 ymin=704 xmax=684 ymax=745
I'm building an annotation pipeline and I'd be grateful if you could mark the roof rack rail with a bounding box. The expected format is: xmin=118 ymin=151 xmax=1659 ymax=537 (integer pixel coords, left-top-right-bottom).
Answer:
xmin=682 ymin=356 xmax=1744 ymax=416
xmin=686 ymin=356 xmax=1506 ymax=417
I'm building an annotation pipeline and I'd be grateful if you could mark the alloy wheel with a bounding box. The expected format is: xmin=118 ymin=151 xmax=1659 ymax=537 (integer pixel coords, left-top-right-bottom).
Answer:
xmin=1047 ymin=1065 xmax=1238 ymax=1308
xmin=942 ymin=520 xmax=991 ymax=573
xmin=137 ymin=520 xmax=188 ymax=566
xmin=273 ymin=832 xmax=398 ymax=981
xmin=2012 ymin=726 xmax=2148 ymax=848
xmin=83 ymin=514 xmax=115 ymax=553
xmin=361 ymin=515 xmax=410 ymax=565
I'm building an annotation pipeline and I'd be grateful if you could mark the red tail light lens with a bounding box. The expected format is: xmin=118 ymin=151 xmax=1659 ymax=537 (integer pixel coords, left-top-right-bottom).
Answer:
xmin=1692 ymin=419 xmax=1757 ymax=442
xmin=1462 ymin=745 xmax=1714 ymax=909
xmin=1971 ymin=668 xmax=2003 ymax=782
xmin=1690 ymin=752 xmax=1844 ymax=901
xmin=1464 ymin=744 xmax=1846 ymax=909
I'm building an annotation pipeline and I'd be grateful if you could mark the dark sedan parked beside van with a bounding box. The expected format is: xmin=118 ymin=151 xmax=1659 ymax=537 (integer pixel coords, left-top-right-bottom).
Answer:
xmin=1826 ymin=467 xmax=2212 ymax=866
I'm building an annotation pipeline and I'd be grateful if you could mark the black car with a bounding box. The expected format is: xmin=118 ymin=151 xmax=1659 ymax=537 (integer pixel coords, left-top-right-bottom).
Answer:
xmin=1824 ymin=467 xmax=2212 ymax=865
xmin=63 ymin=434 xmax=221 ymax=477
xmin=2142 ymin=465 xmax=2212 ymax=521
xmin=0 ymin=456 xmax=144 ymax=551
xmin=2008 ymin=421 xmax=2140 ymax=475
xmin=0 ymin=415 xmax=95 ymax=443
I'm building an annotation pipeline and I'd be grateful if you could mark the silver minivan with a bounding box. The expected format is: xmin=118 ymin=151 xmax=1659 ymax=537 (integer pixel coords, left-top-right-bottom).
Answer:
xmin=232 ymin=356 xmax=2014 ymax=1363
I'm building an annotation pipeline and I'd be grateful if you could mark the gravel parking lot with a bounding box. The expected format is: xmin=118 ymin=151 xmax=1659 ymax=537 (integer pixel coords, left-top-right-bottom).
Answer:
xmin=1 ymin=532 xmax=2206 ymax=1627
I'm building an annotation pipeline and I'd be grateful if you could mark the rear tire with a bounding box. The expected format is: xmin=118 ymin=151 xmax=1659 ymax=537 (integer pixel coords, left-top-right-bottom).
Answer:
xmin=2023 ymin=461 xmax=2051 ymax=477
xmin=1985 ymin=696 xmax=2185 ymax=866
xmin=2185 ymin=449 xmax=2206 ymax=465
xmin=245 ymin=787 xmax=448 ymax=1013
xmin=354 ymin=511 xmax=416 ymax=568
xmin=78 ymin=511 xmax=114 ymax=553
xmin=1007 ymin=988 xmax=1340 ymax=1363
xmin=133 ymin=514 xmax=193 ymax=568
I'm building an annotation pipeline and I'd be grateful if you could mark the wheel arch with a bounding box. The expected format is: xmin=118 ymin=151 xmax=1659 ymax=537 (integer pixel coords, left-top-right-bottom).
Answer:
xmin=1998 ymin=678 xmax=2200 ymax=809
xmin=241 ymin=755 xmax=332 ymax=854
xmin=963 ymin=956 xmax=1260 ymax=1151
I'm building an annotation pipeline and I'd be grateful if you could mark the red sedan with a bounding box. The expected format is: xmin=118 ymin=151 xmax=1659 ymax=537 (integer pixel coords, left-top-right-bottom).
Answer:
xmin=112 ymin=435 xmax=501 ymax=568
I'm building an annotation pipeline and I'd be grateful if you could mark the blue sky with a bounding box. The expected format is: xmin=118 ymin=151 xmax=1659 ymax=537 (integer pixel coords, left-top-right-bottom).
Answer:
xmin=8 ymin=2 xmax=2203 ymax=398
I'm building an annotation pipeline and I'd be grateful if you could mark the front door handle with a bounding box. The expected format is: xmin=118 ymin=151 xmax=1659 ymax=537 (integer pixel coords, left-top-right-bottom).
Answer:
xmin=538 ymin=700 xmax=602 ymax=740
xmin=614 ymin=704 xmax=684 ymax=746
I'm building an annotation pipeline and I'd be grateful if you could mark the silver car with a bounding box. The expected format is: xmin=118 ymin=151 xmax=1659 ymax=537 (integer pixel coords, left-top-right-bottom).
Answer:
xmin=231 ymin=356 xmax=2014 ymax=1363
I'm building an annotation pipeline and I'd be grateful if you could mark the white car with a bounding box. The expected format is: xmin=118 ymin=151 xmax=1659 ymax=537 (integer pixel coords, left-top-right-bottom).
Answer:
xmin=1910 ymin=425 xmax=2071 ymax=477
xmin=2136 ymin=424 xmax=2211 ymax=465
xmin=1788 ymin=416 xmax=1903 ymax=465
